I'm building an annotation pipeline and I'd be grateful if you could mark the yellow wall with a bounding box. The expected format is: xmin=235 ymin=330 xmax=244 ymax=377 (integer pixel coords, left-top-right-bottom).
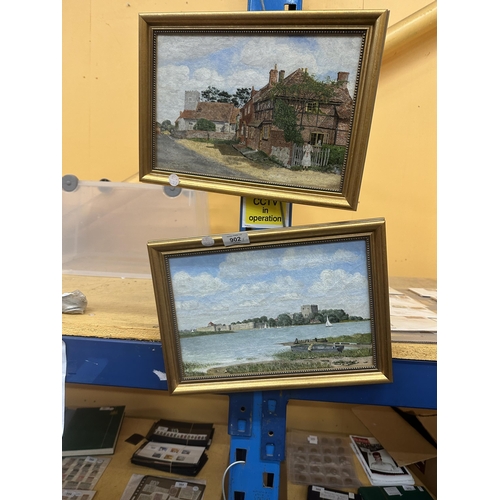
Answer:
xmin=62 ymin=0 xmax=436 ymax=279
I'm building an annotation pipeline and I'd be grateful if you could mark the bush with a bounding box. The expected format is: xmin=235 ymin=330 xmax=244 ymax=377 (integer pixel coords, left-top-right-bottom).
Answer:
xmin=325 ymin=144 xmax=346 ymax=166
xmin=193 ymin=118 xmax=216 ymax=131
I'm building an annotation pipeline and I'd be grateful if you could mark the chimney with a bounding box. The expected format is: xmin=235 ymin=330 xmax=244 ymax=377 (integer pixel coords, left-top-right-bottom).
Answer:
xmin=279 ymin=70 xmax=285 ymax=82
xmin=337 ymin=72 xmax=349 ymax=87
xmin=269 ymin=64 xmax=278 ymax=85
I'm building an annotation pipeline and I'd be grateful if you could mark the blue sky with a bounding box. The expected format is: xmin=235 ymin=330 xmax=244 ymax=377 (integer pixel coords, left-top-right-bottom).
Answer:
xmin=156 ymin=33 xmax=363 ymax=123
xmin=168 ymin=239 xmax=370 ymax=331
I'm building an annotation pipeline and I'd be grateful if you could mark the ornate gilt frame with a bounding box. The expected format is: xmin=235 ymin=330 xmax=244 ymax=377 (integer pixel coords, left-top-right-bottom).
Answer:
xmin=148 ymin=218 xmax=392 ymax=394
xmin=139 ymin=10 xmax=389 ymax=209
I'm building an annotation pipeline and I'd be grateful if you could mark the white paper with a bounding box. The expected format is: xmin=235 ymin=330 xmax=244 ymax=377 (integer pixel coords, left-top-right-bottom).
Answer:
xmin=390 ymin=316 xmax=437 ymax=332
xmin=409 ymin=288 xmax=437 ymax=300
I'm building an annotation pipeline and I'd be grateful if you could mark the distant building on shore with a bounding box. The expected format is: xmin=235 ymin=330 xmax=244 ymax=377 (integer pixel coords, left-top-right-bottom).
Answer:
xmin=301 ymin=305 xmax=318 ymax=318
xmin=196 ymin=321 xmax=257 ymax=333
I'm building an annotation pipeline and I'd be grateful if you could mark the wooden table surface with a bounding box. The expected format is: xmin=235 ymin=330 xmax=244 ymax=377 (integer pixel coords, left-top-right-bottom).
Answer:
xmin=62 ymin=275 xmax=437 ymax=361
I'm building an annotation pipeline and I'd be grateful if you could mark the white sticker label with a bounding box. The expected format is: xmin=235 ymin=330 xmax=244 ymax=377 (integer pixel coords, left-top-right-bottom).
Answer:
xmin=317 ymin=489 xmax=349 ymax=500
xmin=169 ymin=173 xmax=180 ymax=186
xmin=307 ymin=435 xmax=318 ymax=444
xmin=221 ymin=232 xmax=250 ymax=246
xmin=383 ymin=487 xmax=402 ymax=496
xmin=201 ymin=236 xmax=215 ymax=247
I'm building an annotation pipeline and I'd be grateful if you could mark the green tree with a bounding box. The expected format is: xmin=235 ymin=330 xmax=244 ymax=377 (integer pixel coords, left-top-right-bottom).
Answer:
xmin=270 ymin=71 xmax=343 ymax=116
xmin=200 ymin=86 xmax=251 ymax=108
xmin=232 ymin=88 xmax=251 ymax=107
xmin=311 ymin=313 xmax=324 ymax=323
xmin=161 ymin=119 xmax=174 ymax=132
xmin=201 ymin=86 xmax=220 ymax=102
xmin=273 ymin=99 xmax=303 ymax=144
xmin=324 ymin=309 xmax=350 ymax=322
xmin=276 ymin=313 xmax=292 ymax=327
xmin=217 ymin=90 xmax=232 ymax=103
xmin=193 ymin=118 xmax=216 ymax=131
xmin=292 ymin=312 xmax=306 ymax=325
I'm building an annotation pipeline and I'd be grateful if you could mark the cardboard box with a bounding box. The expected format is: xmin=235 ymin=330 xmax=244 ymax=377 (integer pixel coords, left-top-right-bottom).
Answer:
xmin=352 ymin=406 xmax=437 ymax=498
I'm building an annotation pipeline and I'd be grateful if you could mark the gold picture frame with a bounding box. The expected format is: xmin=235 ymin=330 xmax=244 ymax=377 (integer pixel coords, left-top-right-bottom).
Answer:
xmin=139 ymin=10 xmax=389 ymax=210
xmin=147 ymin=218 xmax=392 ymax=395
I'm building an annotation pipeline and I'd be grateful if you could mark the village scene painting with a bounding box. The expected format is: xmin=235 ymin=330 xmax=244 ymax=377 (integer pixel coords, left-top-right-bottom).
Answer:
xmin=154 ymin=31 xmax=364 ymax=192
xmin=167 ymin=238 xmax=375 ymax=380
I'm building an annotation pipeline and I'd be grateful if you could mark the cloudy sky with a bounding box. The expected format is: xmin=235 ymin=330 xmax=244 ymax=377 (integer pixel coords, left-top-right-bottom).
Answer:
xmin=156 ymin=33 xmax=363 ymax=123
xmin=168 ymin=239 xmax=370 ymax=331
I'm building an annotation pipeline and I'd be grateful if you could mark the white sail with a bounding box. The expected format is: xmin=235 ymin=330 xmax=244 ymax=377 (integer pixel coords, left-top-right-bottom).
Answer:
xmin=325 ymin=316 xmax=333 ymax=327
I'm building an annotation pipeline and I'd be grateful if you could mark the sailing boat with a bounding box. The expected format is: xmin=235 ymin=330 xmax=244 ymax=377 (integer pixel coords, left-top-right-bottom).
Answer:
xmin=325 ymin=316 xmax=333 ymax=327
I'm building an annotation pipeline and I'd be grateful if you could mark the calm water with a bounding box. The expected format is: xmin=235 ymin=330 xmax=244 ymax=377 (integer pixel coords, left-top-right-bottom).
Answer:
xmin=180 ymin=320 xmax=371 ymax=371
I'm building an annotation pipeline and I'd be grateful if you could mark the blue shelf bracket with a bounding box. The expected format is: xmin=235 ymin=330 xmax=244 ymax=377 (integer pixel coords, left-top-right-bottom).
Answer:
xmin=247 ymin=0 xmax=302 ymax=10
xmin=228 ymin=391 xmax=284 ymax=500
xmin=260 ymin=391 xmax=287 ymax=462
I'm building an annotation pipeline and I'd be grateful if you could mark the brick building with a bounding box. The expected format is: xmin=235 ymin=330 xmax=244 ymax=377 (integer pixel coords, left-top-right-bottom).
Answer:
xmin=237 ymin=65 xmax=353 ymax=165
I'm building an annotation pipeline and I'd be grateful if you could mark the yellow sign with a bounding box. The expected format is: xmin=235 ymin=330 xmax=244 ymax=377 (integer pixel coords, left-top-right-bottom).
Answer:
xmin=241 ymin=197 xmax=291 ymax=228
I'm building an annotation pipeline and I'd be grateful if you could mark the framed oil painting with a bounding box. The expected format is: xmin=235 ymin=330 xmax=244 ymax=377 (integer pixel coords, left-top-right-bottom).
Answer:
xmin=139 ymin=10 xmax=389 ymax=210
xmin=147 ymin=218 xmax=392 ymax=394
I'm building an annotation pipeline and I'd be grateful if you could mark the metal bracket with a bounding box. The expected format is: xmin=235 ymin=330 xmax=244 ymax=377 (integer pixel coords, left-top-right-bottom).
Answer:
xmin=260 ymin=391 xmax=287 ymax=461
xmin=62 ymin=174 xmax=79 ymax=192
xmin=227 ymin=392 xmax=282 ymax=500
xmin=247 ymin=0 xmax=302 ymax=10
xmin=163 ymin=185 xmax=182 ymax=198
xmin=228 ymin=392 xmax=254 ymax=437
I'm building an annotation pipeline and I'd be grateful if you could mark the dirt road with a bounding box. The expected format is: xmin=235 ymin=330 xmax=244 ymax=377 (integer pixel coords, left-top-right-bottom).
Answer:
xmin=155 ymin=134 xmax=342 ymax=191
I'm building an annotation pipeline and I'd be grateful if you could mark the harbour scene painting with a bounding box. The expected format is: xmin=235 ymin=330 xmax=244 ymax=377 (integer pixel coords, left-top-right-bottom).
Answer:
xmin=167 ymin=238 xmax=375 ymax=379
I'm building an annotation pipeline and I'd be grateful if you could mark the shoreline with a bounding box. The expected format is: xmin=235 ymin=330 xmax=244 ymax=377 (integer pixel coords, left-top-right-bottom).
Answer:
xmin=204 ymin=355 xmax=374 ymax=375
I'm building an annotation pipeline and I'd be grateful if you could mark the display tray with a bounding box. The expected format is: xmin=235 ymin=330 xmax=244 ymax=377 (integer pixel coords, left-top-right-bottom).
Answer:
xmin=68 ymin=416 xmax=230 ymax=500
xmin=62 ymin=275 xmax=436 ymax=361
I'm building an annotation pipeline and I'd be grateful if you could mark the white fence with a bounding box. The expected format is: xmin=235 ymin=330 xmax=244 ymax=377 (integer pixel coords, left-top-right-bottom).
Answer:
xmin=291 ymin=144 xmax=330 ymax=168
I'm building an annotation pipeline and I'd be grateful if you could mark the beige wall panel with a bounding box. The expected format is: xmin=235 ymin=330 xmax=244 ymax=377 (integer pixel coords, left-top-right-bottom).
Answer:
xmin=62 ymin=0 xmax=247 ymax=181
xmin=62 ymin=0 xmax=91 ymax=176
xmin=303 ymin=0 xmax=364 ymax=12
xmin=293 ymin=29 xmax=437 ymax=278
xmin=304 ymin=0 xmax=432 ymax=26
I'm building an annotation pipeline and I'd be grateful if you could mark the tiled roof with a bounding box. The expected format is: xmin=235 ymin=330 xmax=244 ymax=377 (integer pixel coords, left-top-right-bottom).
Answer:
xmin=178 ymin=102 xmax=239 ymax=123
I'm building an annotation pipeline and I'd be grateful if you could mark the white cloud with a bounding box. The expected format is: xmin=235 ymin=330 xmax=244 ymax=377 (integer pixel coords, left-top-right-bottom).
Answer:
xmin=281 ymin=246 xmax=362 ymax=271
xmin=155 ymin=34 xmax=363 ymax=123
xmin=218 ymin=249 xmax=280 ymax=279
xmin=172 ymin=270 xmax=230 ymax=297
xmin=308 ymin=268 xmax=370 ymax=317
xmin=237 ymin=38 xmax=319 ymax=76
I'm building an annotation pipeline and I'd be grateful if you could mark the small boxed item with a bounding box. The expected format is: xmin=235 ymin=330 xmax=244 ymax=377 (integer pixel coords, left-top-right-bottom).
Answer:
xmin=287 ymin=429 xmax=361 ymax=490
xmin=351 ymin=406 xmax=437 ymax=497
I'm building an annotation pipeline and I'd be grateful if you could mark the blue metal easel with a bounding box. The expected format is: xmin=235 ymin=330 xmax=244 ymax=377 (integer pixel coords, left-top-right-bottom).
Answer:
xmin=227 ymin=4 xmax=299 ymax=499
xmin=247 ymin=0 xmax=302 ymax=9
